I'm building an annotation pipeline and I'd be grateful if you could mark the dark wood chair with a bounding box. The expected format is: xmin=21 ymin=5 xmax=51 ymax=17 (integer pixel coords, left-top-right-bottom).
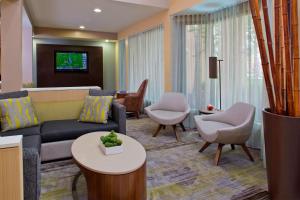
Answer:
xmin=116 ymin=79 xmax=148 ymax=118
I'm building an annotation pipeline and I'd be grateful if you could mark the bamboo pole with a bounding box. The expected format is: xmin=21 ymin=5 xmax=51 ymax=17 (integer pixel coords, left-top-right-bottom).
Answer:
xmin=291 ymin=0 xmax=300 ymax=116
xmin=281 ymin=0 xmax=295 ymax=115
xmin=262 ymin=0 xmax=283 ymax=114
xmin=249 ymin=0 xmax=276 ymax=111
xmin=274 ymin=0 xmax=285 ymax=113
xmin=280 ymin=0 xmax=287 ymax=112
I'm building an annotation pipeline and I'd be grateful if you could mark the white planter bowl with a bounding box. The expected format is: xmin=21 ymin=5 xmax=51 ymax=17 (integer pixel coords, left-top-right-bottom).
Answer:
xmin=99 ymin=142 xmax=124 ymax=155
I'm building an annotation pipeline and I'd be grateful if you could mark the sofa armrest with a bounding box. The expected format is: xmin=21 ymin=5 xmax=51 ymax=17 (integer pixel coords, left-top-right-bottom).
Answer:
xmin=112 ymin=101 xmax=126 ymax=134
xmin=23 ymin=148 xmax=41 ymax=200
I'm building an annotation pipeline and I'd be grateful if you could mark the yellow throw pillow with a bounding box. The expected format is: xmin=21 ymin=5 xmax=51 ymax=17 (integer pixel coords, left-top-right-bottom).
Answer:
xmin=0 ymin=96 xmax=39 ymax=132
xmin=79 ymin=96 xmax=113 ymax=124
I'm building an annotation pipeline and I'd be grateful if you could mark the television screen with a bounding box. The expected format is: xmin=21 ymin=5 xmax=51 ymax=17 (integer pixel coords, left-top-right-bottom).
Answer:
xmin=55 ymin=51 xmax=88 ymax=72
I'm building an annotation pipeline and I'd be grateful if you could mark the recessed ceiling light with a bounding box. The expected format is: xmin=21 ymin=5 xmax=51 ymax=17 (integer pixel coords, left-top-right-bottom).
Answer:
xmin=79 ymin=25 xmax=85 ymax=29
xmin=94 ymin=8 xmax=102 ymax=13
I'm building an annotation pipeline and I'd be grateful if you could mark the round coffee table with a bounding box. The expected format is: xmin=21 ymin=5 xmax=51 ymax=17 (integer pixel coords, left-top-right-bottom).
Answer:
xmin=71 ymin=132 xmax=146 ymax=200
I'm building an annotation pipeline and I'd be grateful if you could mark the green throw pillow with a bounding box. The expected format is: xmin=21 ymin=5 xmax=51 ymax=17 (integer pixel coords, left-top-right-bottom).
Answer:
xmin=79 ymin=96 xmax=113 ymax=124
xmin=0 ymin=96 xmax=39 ymax=132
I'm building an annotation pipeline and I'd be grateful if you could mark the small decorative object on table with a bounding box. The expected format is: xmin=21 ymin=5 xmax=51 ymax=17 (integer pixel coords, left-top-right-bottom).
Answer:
xmin=199 ymin=105 xmax=221 ymax=115
xmin=207 ymin=104 xmax=214 ymax=111
xmin=99 ymin=131 xmax=123 ymax=155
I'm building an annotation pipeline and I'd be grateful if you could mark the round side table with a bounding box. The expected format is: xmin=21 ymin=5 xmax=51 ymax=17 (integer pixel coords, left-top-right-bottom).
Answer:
xmin=72 ymin=132 xmax=146 ymax=200
xmin=199 ymin=108 xmax=222 ymax=115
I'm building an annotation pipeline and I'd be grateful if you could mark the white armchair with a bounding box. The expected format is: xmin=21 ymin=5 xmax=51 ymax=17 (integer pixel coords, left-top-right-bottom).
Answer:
xmin=145 ymin=93 xmax=190 ymax=141
xmin=194 ymin=102 xmax=255 ymax=165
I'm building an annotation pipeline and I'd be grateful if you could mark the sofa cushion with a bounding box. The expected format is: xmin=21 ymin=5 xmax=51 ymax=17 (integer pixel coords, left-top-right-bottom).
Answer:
xmin=194 ymin=115 xmax=233 ymax=143
xmin=41 ymin=119 xmax=119 ymax=143
xmin=0 ymin=90 xmax=29 ymax=131
xmin=78 ymin=96 xmax=113 ymax=124
xmin=23 ymin=135 xmax=42 ymax=154
xmin=89 ymin=90 xmax=116 ymax=119
xmin=0 ymin=96 xmax=39 ymax=132
xmin=1 ymin=125 xmax=41 ymax=137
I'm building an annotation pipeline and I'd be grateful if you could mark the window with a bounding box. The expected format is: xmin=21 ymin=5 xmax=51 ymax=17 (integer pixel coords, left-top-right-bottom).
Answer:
xmin=172 ymin=3 xmax=268 ymax=148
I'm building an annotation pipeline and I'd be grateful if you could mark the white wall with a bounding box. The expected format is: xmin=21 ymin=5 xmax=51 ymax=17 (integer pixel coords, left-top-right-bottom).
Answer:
xmin=22 ymin=7 xmax=33 ymax=84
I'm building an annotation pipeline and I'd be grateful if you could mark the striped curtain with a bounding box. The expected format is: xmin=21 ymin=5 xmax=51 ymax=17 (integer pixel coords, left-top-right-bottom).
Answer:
xmin=128 ymin=25 xmax=164 ymax=104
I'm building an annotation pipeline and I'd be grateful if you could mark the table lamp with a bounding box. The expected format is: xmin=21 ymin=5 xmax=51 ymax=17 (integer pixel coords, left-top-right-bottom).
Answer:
xmin=209 ymin=57 xmax=223 ymax=110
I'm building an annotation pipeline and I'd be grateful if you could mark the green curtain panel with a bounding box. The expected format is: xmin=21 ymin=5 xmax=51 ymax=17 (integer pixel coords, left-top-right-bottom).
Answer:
xmin=118 ymin=39 xmax=126 ymax=91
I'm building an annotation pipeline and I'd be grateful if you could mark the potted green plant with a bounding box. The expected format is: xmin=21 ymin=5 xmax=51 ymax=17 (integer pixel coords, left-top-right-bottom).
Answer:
xmin=99 ymin=131 xmax=123 ymax=155
xmin=249 ymin=0 xmax=300 ymax=199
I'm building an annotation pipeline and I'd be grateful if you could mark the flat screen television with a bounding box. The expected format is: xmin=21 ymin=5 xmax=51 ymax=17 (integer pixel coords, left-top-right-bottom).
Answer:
xmin=55 ymin=51 xmax=88 ymax=72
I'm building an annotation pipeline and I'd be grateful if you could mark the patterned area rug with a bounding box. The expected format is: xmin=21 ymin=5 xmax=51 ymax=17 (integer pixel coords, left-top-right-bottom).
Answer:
xmin=41 ymin=117 xmax=269 ymax=200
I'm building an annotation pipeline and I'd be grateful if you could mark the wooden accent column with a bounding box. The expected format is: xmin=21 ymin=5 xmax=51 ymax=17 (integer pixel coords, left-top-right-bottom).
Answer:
xmin=1 ymin=0 xmax=23 ymax=92
xmin=0 ymin=136 xmax=24 ymax=200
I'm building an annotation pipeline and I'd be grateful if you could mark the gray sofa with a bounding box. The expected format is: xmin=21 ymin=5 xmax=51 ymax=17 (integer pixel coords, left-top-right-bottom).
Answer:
xmin=0 ymin=89 xmax=126 ymax=200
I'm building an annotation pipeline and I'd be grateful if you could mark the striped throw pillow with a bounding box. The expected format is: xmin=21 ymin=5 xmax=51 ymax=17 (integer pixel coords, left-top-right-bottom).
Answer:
xmin=79 ymin=96 xmax=113 ymax=124
xmin=0 ymin=96 xmax=39 ymax=132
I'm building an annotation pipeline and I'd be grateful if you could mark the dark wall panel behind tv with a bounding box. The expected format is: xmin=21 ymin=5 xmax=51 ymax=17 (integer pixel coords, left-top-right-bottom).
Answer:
xmin=37 ymin=44 xmax=103 ymax=87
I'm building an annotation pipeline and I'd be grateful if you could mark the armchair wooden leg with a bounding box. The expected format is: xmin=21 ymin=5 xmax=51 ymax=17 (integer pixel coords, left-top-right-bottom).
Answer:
xmin=172 ymin=125 xmax=180 ymax=142
xmin=214 ymin=144 xmax=224 ymax=165
xmin=231 ymin=144 xmax=235 ymax=150
xmin=241 ymin=144 xmax=254 ymax=162
xmin=199 ymin=142 xmax=211 ymax=152
xmin=179 ymin=123 xmax=186 ymax=132
xmin=135 ymin=111 xmax=140 ymax=119
xmin=153 ymin=125 xmax=163 ymax=137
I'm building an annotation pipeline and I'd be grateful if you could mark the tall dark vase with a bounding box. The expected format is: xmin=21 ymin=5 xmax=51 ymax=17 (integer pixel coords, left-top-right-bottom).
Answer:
xmin=263 ymin=109 xmax=300 ymax=200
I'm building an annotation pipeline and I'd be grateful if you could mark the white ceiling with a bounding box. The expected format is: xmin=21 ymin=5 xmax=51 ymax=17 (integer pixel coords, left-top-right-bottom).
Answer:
xmin=25 ymin=0 xmax=170 ymax=33
xmin=178 ymin=0 xmax=246 ymax=15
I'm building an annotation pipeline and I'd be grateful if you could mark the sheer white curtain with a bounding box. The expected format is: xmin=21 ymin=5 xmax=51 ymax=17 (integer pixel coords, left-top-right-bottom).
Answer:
xmin=128 ymin=25 xmax=164 ymax=104
xmin=172 ymin=2 xmax=268 ymax=148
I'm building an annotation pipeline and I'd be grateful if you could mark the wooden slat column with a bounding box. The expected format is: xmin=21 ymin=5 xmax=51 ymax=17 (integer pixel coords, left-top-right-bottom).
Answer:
xmin=1 ymin=0 xmax=23 ymax=92
xmin=0 ymin=135 xmax=24 ymax=200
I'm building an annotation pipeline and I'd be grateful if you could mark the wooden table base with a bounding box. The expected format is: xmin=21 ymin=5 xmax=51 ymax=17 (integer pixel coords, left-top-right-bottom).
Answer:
xmin=76 ymin=161 xmax=146 ymax=200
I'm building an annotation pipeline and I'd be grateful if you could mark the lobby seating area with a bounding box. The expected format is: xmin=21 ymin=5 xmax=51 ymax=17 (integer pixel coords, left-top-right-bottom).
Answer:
xmin=0 ymin=88 xmax=126 ymax=200
xmin=2 ymin=0 xmax=300 ymax=199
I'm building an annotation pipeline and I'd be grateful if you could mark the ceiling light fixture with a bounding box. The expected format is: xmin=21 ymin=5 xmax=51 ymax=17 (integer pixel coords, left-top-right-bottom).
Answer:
xmin=94 ymin=8 xmax=102 ymax=13
xmin=105 ymin=40 xmax=109 ymax=42
xmin=79 ymin=25 xmax=85 ymax=29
